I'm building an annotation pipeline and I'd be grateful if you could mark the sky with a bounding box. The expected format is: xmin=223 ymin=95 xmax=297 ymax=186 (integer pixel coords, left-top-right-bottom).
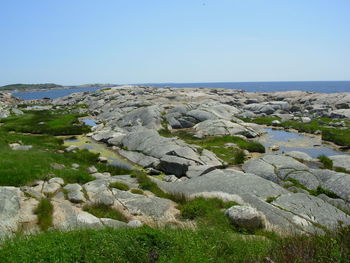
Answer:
xmin=0 ymin=0 xmax=349 ymax=85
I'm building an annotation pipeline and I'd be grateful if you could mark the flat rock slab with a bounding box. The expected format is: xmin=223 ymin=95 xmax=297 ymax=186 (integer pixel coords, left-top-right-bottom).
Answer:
xmin=272 ymin=193 xmax=350 ymax=229
xmin=112 ymin=189 xmax=173 ymax=219
xmin=329 ymin=155 xmax=350 ymax=172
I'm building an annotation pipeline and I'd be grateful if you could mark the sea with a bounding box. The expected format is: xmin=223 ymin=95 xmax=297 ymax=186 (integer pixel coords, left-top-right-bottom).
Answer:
xmin=11 ymin=81 xmax=350 ymax=100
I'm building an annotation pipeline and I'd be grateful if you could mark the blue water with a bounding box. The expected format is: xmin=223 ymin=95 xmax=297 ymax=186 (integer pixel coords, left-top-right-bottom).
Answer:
xmin=11 ymin=81 xmax=350 ymax=100
xmin=262 ymin=128 xmax=344 ymax=157
xmin=142 ymin=81 xmax=350 ymax=93
xmin=81 ymin=118 xmax=97 ymax=127
xmin=12 ymin=87 xmax=102 ymax=100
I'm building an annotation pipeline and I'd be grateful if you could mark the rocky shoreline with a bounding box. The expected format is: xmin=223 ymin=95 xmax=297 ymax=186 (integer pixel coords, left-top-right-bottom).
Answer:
xmin=1 ymin=85 xmax=350 ymax=238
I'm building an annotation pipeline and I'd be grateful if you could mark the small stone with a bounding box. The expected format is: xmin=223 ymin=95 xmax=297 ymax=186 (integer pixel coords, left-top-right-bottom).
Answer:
xmin=65 ymin=145 xmax=78 ymax=152
xmin=72 ymin=163 xmax=80 ymax=169
xmin=270 ymin=145 xmax=280 ymax=151
xmin=9 ymin=143 xmax=32 ymax=151
xmin=48 ymin=177 xmax=65 ymax=185
xmin=50 ymin=163 xmax=65 ymax=170
xmin=301 ymin=117 xmax=311 ymax=123
xmin=271 ymin=120 xmax=281 ymax=126
xmin=87 ymin=166 xmax=98 ymax=174
xmin=98 ymin=156 xmax=108 ymax=163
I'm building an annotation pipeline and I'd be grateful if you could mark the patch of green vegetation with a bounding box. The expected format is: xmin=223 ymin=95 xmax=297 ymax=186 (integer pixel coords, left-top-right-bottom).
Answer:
xmin=269 ymin=226 xmax=350 ymax=263
xmin=109 ymin=182 xmax=130 ymax=191
xmin=82 ymin=203 xmax=127 ymax=222
xmin=178 ymin=197 xmax=237 ymax=221
xmin=234 ymin=149 xmax=246 ymax=164
xmin=241 ymin=116 xmax=281 ymax=125
xmin=266 ymin=196 xmax=278 ymax=203
xmin=334 ymin=167 xmax=350 ymax=174
xmin=0 ymin=110 xmax=90 ymax=136
xmin=243 ymin=117 xmax=350 ymax=147
xmin=0 ymin=227 xmax=274 ymax=263
xmin=131 ymin=189 xmax=144 ymax=195
xmin=0 ymin=128 xmax=131 ymax=186
xmin=309 ymin=186 xmax=340 ymax=199
xmin=34 ymin=199 xmax=53 ymax=231
xmin=317 ymin=155 xmax=333 ymax=169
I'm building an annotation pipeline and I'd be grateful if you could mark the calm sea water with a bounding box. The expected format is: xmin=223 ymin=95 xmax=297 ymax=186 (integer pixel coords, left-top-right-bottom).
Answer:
xmin=12 ymin=87 xmax=102 ymax=100
xmin=145 ymin=81 xmax=350 ymax=93
xmin=11 ymin=81 xmax=350 ymax=100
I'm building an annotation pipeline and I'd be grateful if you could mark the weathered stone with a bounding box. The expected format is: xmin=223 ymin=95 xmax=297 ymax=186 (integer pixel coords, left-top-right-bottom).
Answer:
xmin=225 ymin=206 xmax=265 ymax=230
xmin=63 ymin=184 xmax=86 ymax=203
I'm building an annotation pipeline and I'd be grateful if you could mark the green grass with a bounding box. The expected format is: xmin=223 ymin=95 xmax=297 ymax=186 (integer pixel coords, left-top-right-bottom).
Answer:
xmin=178 ymin=197 xmax=237 ymax=221
xmin=0 ymin=227 xmax=272 ymax=263
xmin=243 ymin=117 xmax=350 ymax=147
xmin=0 ymin=110 xmax=90 ymax=136
xmin=318 ymin=155 xmax=333 ymax=169
xmin=0 ymin=129 xmax=131 ymax=186
xmin=34 ymin=199 xmax=53 ymax=231
xmin=82 ymin=203 xmax=128 ymax=222
xmin=109 ymin=182 xmax=130 ymax=191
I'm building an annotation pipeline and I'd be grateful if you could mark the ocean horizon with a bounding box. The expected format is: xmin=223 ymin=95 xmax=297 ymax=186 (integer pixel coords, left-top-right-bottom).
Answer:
xmin=138 ymin=81 xmax=350 ymax=93
xmin=12 ymin=80 xmax=350 ymax=100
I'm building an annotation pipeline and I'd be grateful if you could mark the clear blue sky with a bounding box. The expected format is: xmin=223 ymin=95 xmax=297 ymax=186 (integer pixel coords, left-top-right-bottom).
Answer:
xmin=0 ymin=0 xmax=349 ymax=85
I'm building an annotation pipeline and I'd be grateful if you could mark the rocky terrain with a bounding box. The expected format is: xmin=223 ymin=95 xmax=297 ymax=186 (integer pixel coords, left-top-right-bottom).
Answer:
xmin=1 ymin=86 xmax=350 ymax=240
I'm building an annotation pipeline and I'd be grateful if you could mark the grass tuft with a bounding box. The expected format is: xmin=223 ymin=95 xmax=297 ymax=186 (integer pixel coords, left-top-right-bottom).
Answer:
xmin=317 ymin=155 xmax=333 ymax=169
xmin=34 ymin=199 xmax=54 ymax=231
xmin=83 ymin=203 xmax=128 ymax=222
xmin=109 ymin=182 xmax=130 ymax=191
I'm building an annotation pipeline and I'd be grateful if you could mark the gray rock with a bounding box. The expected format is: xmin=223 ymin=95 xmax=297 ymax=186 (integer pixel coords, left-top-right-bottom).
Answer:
xmin=159 ymin=155 xmax=195 ymax=177
xmin=50 ymin=163 xmax=65 ymax=170
xmin=42 ymin=182 xmax=61 ymax=196
xmin=186 ymin=165 xmax=217 ymax=178
xmin=272 ymin=193 xmax=350 ymax=229
xmin=194 ymin=119 xmax=258 ymax=138
xmin=65 ymin=145 xmax=78 ymax=152
xmin=83 ymin=179 xmax=115 ymax=206
xmin=127 ymin=220 xmax=143 ymax=228
xmin=112 ymin=189 xmax=173 ymax=219
xmin=225 ymin=206 xmax=265 ymax=230
xmin=87 ymin=166 xmax=98 ymax=174
xmin=63 ymin=184 xmax=86 ymax=203
xmin=329 ymin=155 xmax=350 ymax=172
xmin=48 ymin=177 xmax=65 ymax=185
xmin=118 ymin=149 xmax=159 ymax=168
xmin=285 ymin=151 xmax=314 ymax=162
xmin=100 ymin=218 xmax=128 ymax=229
xmin=52 ymin=200 xmax=103 ymax=230
xmin=9 ymin=143 xmax=32 ymax=151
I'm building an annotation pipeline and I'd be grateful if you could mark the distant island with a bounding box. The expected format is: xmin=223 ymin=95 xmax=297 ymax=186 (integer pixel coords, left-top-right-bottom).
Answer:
xmin=0 ymin=83 xmax=117 ymax=91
